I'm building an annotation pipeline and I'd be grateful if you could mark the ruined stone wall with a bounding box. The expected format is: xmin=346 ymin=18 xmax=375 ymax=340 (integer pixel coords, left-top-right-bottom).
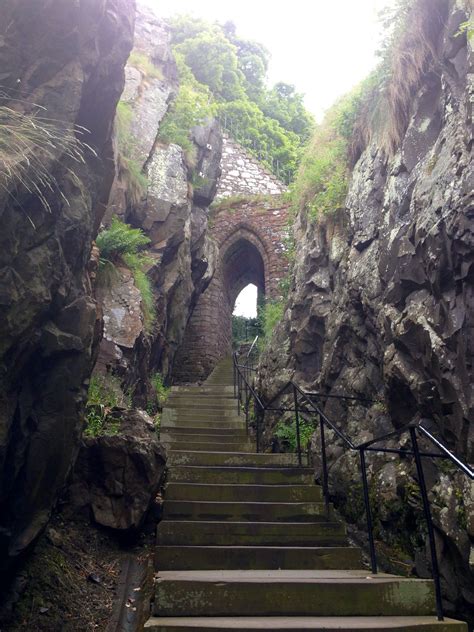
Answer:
xmin=216 ymin=134 xmax=287 ymax=199
xmin=173 ymin=198 xmax=290 ymax=382
xmin=258 ymin=2 xmax=474 ymax=622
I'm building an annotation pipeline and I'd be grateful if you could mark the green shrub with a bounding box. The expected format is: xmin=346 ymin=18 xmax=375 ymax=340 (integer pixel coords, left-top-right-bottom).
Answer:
xmin=84 ymin=374 xmax=128 ymax=437
xmin=96 ymin=218 xmax=156 ymax=331
xmin=259 ymin=299 xmax=284 ymax=342
xmin=275 ymin=416 xmax=315 ymax=452
xmin=150 ymin=372 xmax=169 ymax=407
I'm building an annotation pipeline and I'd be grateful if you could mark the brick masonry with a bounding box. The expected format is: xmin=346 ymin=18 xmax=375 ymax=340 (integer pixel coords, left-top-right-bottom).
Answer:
xmin=173 ymin=197 xmax=290 ymax=382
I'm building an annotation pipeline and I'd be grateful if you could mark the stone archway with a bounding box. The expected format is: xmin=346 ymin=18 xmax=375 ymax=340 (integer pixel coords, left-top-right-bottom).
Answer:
xmin=173 ymin=198 xmax=289 ymax=382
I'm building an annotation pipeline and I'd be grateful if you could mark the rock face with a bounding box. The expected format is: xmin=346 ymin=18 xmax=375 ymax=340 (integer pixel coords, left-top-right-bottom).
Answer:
xmin=259 ymin=3 xmax=474 ymax=622
xmin=95 ymin=9 xmax=219 ymax=402
xmin=68 ymin=409 xmax=166 ymax=530
xmin=0 ymin=0 xmax=134 ymax=571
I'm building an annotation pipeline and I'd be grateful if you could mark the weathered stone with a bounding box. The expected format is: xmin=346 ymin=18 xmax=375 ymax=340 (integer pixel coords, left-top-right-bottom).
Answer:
xmin=0 ymin=0 xmax=134 ymax=570
xmin=68 ymin=409 xmax=166 ymax=530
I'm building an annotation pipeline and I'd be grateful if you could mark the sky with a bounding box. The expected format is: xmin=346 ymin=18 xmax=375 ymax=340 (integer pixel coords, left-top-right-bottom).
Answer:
xmin=140 ymin=0 xmax=395 ymax=120
xmin=140 ymin=0 xmax=395 ymax=316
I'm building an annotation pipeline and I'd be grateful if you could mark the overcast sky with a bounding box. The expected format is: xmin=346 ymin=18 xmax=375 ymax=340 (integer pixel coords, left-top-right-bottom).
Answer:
xmin=140 ymin=0 xmax=394 ymax=120
xmin=140 ymin=0 xmax=394 ymax=316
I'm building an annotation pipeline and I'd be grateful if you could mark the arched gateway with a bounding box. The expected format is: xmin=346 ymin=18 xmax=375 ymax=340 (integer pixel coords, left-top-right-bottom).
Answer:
xmin=173 ymin=198 xmax=290 ymax=382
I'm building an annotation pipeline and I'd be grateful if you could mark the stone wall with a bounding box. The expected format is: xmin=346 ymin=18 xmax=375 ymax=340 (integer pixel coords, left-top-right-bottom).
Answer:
xmin=173 ymin=198 xmax=290 ymax=382
xmin=216 ymin=134 xmax=287 ymax=199
xmin=258 ymin=1 xmax=474 ymax=622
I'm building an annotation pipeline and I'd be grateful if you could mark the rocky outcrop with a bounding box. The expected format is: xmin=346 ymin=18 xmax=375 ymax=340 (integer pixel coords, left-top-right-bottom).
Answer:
xmin=68 ymin=409 xmax=166 ymax=530
xmin=95 ymin=9 xmax=219 ymax=403
xmin=0 ymin=0 xmax=134 ymax=571
xmin=259 ymin=2 xmax=473 ymax=622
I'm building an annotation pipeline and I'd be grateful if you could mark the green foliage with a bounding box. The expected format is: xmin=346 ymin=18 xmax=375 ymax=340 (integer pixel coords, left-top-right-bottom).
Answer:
xmin=275 ymin=416 xmax=315 ymax=452
xmin=158 ymin=53 xmax=215 ymax=159
xmin=290 ymin=91 xmax=363 ymax=219
xmin=96 ymin=218 xmax=155 ymax=330
xmin=115 ymin=101 xmax=148 ymax=202
xmin=128 ymin=49 xmax=164 ymax=79
xmin=258 ymin=299 xmax=284 ymax=347
xmin=84 ymin=374 xmax=129 ymax=437
xmin=165 ymin=15 xmax=314 ymax=181
xmin=232 ymin=315 xmax=261 ymax=346
xmin=150 ymin=372 xmax=169 ymax=407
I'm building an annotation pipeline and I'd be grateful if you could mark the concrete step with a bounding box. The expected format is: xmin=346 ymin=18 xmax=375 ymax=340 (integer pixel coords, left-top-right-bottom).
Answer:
xmin=161 ymin=432 xmax=248 ymax=443
xmin=163 ymin=501 xmax=332 ymax=522
xmin=165 ymin=483 xmax=322 ymax=502
xmin=167 ymin=467 xmax=315 ymax=485
xmin=168 ymin=451 xmax=306 ymax=468
xmin=153 ymin=570 xmax=436 ymax=617
xmin=169 ymin=386 xmax=234 ymax=395
xmin=156 ymin=520 xmax=347 ymax=547
xmin=161 ymin=419 xmax=245 ymax=430
xmin=146 ymin=616 xmax=468 ymax=631
xmin=164 ymin=410 xmax=242 ymax=420
xmin=160 ymin=426 xmax=247 ymax=436
xmin=155 ymin=545 xmax=363 ymax=571
xmin=163 ymin=442 xmax=254 ymax=452
xmin=166 ymin=401 xmax=238 ymax=411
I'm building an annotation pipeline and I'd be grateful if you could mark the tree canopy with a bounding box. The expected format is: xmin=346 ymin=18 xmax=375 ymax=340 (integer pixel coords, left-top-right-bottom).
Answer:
xmin=164 ymin=15 xmax=315 ymax=182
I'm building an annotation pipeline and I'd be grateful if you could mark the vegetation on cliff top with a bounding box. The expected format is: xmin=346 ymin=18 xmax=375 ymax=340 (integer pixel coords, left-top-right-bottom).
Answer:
xmin=160 ymin=15 xmax=314 ymax=182
xmin=290 ymin=0 xmax=450 ymax=220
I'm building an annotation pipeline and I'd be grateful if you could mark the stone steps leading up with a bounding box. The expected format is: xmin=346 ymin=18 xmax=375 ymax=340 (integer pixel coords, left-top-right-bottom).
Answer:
xmin=148 ymin=356 xmax=467 ymax=632
xmin=145 ymin=616 xmax=468 ymax=631
xmin=162 ymin=500 xmax=333 ymax=522
xmin=166 ymin=466 xmax=315 ymax=485
xmin=165 ymin=482 xmax=322 ymax=501
xmin=154 ymin=545 xmax=363 ymax=571
xmin=153 ymin=570 xmax=435 ymax=618
xmin=168 ymin=450 xmax=307 ymax=467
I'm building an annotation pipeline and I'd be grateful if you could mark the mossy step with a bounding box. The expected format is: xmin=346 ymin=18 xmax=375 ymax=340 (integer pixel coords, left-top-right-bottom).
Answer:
xmin=153 ymin=571 xmax=436 ymax=618
xmin=145 ymin=616 xmax=468 ymax=631
xmin=155 ymin=545 xmax=363 ymax=571
xmin=163 ymin=501 xmax=332 ymax=522
xmin=166 ymin=401 xmax=238 ymax=410
xmin=163 ymin=442 xmax=254 ymax=452
xmin=165 ymin=483 xmax=322 ymax=502
xmin=167 ymin=467 xmax=315 ymax=485
xmin=165 ymin=410 xmax=242 ymax=420
xmin=168 ymin=451 xmax=306 ymax=468
xmin=161 ymin=432 xmax=248 ymax=444
xmin=156 ymin=520 xmax=346 ymax=547
xmin=160 ymin=427 xmax=247 ymax=436
xmin=161 ymin=419 xmax=245 ymax=430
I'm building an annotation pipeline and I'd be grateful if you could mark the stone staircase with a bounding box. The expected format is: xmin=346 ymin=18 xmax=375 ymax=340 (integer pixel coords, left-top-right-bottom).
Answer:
xmin=145 ymin=358 xmax=467 ymax=631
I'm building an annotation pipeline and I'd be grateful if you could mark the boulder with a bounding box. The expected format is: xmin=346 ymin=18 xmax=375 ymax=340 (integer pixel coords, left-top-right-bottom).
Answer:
xmin=69 ymin=409 xmax=166 ymax=531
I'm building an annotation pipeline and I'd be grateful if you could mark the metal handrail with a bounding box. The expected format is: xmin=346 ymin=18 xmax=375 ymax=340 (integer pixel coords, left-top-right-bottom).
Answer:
xmin=232 ymin=353 xmax=474 ymax=622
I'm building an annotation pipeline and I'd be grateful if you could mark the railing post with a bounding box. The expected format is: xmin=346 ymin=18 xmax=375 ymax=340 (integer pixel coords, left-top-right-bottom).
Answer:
xmin=359 ymin=448 xmax=378 ymax=574
xmin=293 ymin=385 xmax=302 ymax=467
xmin=233 ymin=359 xmax=236 ymax=398
xmin=410 ymin=427 xmax=444 ymax=621
xmin=319 ymin=415 xmax=330 ymax=517
xmin=237 ymin=372 xmax=241 ymax=416
xmin=256 ymin=404 xmax=263 ymax=453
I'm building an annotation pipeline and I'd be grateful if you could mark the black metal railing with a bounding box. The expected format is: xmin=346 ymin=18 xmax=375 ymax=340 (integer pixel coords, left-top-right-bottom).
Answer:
xmin=232 ymin=350 xmax=474 ymax=622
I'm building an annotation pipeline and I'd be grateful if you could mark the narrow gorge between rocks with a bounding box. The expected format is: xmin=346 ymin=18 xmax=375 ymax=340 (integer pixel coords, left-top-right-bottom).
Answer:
xmin=0 ymin=0 xmax=473 ymax=631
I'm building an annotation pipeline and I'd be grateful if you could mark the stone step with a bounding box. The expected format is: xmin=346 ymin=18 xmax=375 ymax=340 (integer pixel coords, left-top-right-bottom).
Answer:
xmin=163 ymin=442 xmax=254 ymax=452
xmin=167 ymin=467 xmax=315 ymax=485
xmin=145 ymin=616 xmax=468 ymax=631
xmin=160 ymin=426 xmax=247 ymax=436
xmin=161 ymin=432 xmax=248 ymax=443
xmin=156 ymin=520 xmax=346 ymax=547
xmin=166 ymin=400 xmax=238 ymax=410
xmin=163 ymin=501 xmax=332 ymax=522
xmin=165 ymin=483 xmax=323 ymax=502
xmin=152 ymin=570 xmax=436 ymax=618
xmin=168 ymin=451 xmax=306 ymax=468
xmin=155 ymin=545 xmax=363 ymax=571
xmin=161 ymin=419 xmax=246 ymax=430
xmin=165 ymin=410 xmax=242 ymax=420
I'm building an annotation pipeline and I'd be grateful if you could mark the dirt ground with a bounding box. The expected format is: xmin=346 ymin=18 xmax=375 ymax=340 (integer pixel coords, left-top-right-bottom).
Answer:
xmin=0 ymin=506 xmax=157 ymax=632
